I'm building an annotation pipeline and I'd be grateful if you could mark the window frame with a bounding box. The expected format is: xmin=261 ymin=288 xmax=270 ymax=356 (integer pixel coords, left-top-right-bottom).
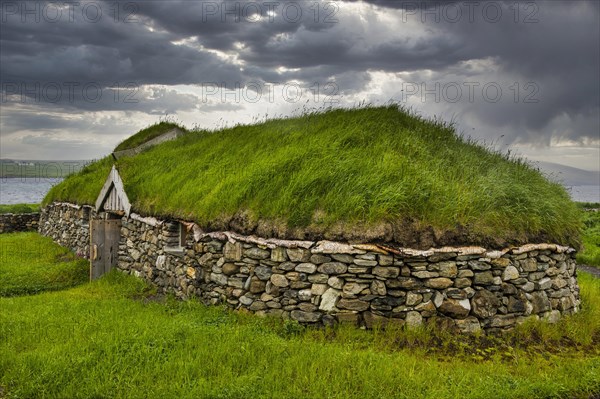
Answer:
xmin=164 ymin=221 xmax=186 ymax=255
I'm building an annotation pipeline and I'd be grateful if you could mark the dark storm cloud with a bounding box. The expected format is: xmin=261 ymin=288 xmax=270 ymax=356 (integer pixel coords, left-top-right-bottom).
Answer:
xmin=1 ymin=110 xmax=85 ymax=134
xmin=0 ymin=0 xmax=598 ymax=155
xmin=1 ymin=84 xmax=219 ymax=115
xmin=382 ymin=0 xmax=600 ymax=143
xmin=128 ymin=0 xmax=338 ymax=42
xmin=0 ymin=0 xmax=342 ymax=111
xmin=126 ymin=0 xmax=599 ymax=140
xmin=0 ymin=1 xmax=246 ymax=100
xmin=322 ymin=0 xmax=598 ymax=144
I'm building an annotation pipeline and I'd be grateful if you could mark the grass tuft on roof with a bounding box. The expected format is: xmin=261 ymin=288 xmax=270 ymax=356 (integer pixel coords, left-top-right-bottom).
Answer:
xmin=44 ymin=105 xmax=581 ymax=248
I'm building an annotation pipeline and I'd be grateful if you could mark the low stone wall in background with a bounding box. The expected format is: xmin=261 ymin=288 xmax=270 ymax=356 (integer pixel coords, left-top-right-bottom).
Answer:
xmin=38 ymin=203 xmax=93 ymax=258
xmin=0 ymin=213 xmax=39 ymax=234
xmin=116 ymin=212 xmax=581 ymax=333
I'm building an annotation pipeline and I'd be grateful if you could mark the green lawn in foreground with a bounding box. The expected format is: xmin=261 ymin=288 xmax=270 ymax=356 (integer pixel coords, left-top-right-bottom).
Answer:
xmin=577 ymin=203 xmax=600 ymax=268
xmin=0 ymin=233 xmax=599 ymax=398
xmin=0 ymin=232 xmax=88 ymax=296
xmin=44 ymin=106 xmax=581 ymax=247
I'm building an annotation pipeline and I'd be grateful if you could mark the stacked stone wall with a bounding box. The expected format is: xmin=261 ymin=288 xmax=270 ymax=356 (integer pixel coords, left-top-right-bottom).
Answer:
xmin=0 ymin=213 xmax=39 ymax=233
xmin=115 ymin=211 xmax=581 ymax=332
xmin=38 ymin=203 xmax=93 ymax=258
xmin=38 ymin=203 xmax=581 ymax=331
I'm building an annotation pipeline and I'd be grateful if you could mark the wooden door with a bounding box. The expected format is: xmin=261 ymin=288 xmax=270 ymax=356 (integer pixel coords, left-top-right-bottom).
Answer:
xmin=90 ymin=218 xmax=122 ymax=280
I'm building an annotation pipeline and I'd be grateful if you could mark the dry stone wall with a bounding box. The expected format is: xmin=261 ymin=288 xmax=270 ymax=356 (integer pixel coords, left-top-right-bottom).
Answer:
xmin=38 ymin=203 xmax=93 ymax=258
xmin=115 ymin=210 xmax=581 ymax=333
xmin=37 ymin=202 xmax=581 ymax=332
xmin=0 ymin=213 xmax=39 ymax=233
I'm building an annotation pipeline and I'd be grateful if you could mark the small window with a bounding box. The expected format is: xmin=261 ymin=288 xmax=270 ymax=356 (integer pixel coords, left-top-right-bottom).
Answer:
xmin=164 ymin=221 xmax=186 ymax=254
xmin=81 ymin=206 xmax=91 ymax=220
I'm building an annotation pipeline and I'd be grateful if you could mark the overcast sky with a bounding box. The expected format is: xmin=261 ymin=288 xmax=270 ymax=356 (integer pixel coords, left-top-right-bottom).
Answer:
xmin=1 ymin=0 xmax=599 ymax=171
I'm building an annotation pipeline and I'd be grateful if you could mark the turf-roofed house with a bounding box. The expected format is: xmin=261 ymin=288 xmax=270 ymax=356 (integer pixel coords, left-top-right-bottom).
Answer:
xmin=39 ymin=106 xmax=582 ymax=332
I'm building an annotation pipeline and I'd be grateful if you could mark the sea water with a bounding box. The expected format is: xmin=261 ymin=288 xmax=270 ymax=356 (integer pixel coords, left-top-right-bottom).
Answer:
xmin=0 ymin=178 xmax=63 ymax=205
xmin=568 ymin=185 xmax=600 ymax=204
xmin=0 ymin=178 xmax=598 ymax=205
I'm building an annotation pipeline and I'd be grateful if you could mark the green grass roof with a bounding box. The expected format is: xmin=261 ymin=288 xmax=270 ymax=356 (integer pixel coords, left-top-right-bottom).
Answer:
xmin=113 ymin=121 xmax=184 ymax=152
xmin=44 ymin=106 xmax=581 ymax=248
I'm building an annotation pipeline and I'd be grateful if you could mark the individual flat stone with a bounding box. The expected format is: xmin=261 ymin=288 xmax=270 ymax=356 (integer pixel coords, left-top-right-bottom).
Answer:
xmin=471 ymin=289 xmax=499 ymax=318
xmin=502 ymin=266 xmax=520 ymax=281
xmin=438 ymin=298 xmax=471 ymax=318
xmin=405 ymin=311 xmax=423 ymax=328
xmin=425 ymin=278 xmax=453 ymax=289
xmin=291 ymin=310 xmax=321 ymax=322
xmin=337 ymin=298 xmax=370 ymax=311
xmin=270 ymin=274 xmax=289 ymax=287
xmin=295 ymin=263 xmax=317 ymax=274
xmin=245 ymin=247 xmax=270 ymax=260
xmin=319 ymin=288 xmax=340 ymax=311
xmin=370 ymin=280 xmax=387 ymax=296
xmin=318 ymin=262 xmax=348 ymax=274
xmin=372 ymin=266 xmax=400 ymax=278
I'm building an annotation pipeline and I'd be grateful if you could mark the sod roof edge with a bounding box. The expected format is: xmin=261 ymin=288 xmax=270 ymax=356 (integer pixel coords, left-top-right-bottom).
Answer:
xmin=43 ymin=106 xmax=582 ymax=249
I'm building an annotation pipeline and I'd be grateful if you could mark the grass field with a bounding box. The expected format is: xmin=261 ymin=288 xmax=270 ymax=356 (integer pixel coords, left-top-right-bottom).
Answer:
xmin=44 ymin=105 xmax=581 ymax=248
xmin=0 ymin=204 xmax=40 ymax=214
xmin=577 ymin=204 xmax=600 ymax=268
xmin=0 ymin=232 xmax=88 ymax=296
xmin=0 ymin=232 xmax=599 ymax=399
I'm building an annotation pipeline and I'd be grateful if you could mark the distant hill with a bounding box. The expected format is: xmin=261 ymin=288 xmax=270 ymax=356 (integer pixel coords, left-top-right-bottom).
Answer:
xmin=535 ymin=161 xmax=600 ymax=187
